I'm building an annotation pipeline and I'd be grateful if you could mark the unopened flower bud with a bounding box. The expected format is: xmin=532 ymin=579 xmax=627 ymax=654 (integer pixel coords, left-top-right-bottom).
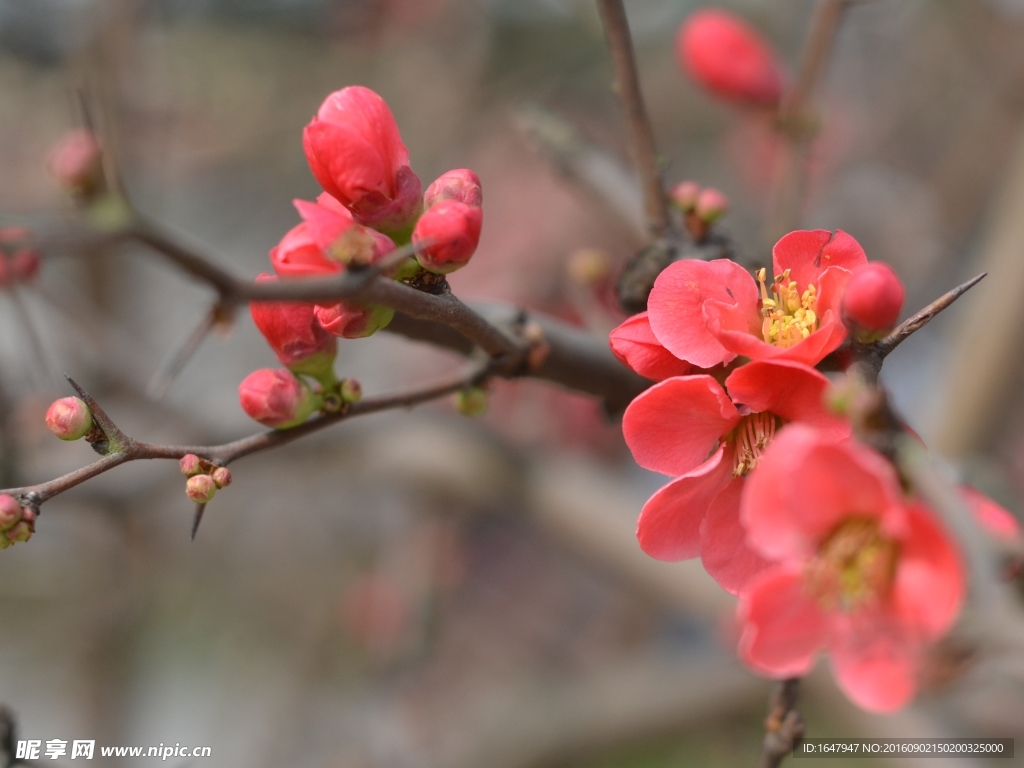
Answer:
xmin=423 ymin=169 xmax=482 ymax=209
xmin=0 ymin=494 xmax=22 ymax=529
xmin=695 ymin=188 xmax=729 ymax=224
xmin=6 ymin=520 xmax=32 ymax=544
xmin=19 ymin=507 xmax=37 ymax=525
xmin=454 ymin=387 xmax=488 ymax=417
xmin=670 ymin=181 xmax=701 ymax=212
xmin=340 ymin=378 xmax=363 ymax=404
xmin=413 ymin=201 xmax=483 ymax=274
xmin=238 ymin=368 xmax=319 ymax=429
xmin=211 ymin=467 xmax=232 ymax=488
xmin=45 ymin=396 xmax=93 ymax=441
xmin=250 ymin=274 xmax=337 ymax=379
xmin=315 ymin=302 xmax=394 ymax=339
xmin=841 ymin=262 xmax=905 ymax=336
xmin=677 ymin=9 xmax=784 ymax=108
xmin=186 ymin=474 xmax=217 ymax=504
xmin=48 ymin=129 xmax=105 ymax=199
xmin=10 ymin=248 xmax=40 ymax=281
xmin=567 ymin=249 xmax=610 ymax=285
xmin=180 ymin=454 xmax=202 ymax=476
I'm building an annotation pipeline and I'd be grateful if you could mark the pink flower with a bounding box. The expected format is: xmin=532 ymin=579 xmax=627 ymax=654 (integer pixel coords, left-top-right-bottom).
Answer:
xmin=238 ymin=369 xmax=318 ymax=429
xmin=961 ymin=486 xmax=1021 ymax=541
xmin=303 ymin=86 xmax=422 ymax=234
xmin=738 ymin=425 xmax=965 ymax=712
xmin=48 ymin=128 xmax=104 ymax=195
xmin=423 ymin=169 xmax=482 ymax=208
xmin=608 ymin=312 xmax=692 ymax=381
xmin=412 ymin=200 xmax=483 ymax=274
xmin=677 ymin=8 xmax=784 ymax=108
xmin=647 ymin=230 xmax=868 ymax=368
xmin=623 ymin=360 xmax=846 ymax=593
xmin=249 ymin=274 xmax=337 ymax=376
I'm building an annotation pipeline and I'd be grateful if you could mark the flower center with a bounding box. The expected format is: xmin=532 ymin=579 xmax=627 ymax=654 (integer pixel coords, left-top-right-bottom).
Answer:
xmin=731 ymin=412 xmax=780 ymax=477
xmin=757 ymin=268 xmax=819 ymax=348
xmin=804 ymin=517 xmax=899 ymax=612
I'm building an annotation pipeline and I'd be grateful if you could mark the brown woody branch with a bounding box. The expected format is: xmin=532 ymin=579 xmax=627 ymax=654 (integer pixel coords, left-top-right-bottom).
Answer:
xmin=755 ymin=678 xmax=804 ymax=768
xmin=595 ymin=0 xmax=672 ymax=241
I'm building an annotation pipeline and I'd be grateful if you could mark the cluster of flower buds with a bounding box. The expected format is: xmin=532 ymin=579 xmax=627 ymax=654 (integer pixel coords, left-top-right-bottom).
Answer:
xmin=0 ymin=228 xmax=41 ymax=289
xmin=179 ymin=454 xmax=232 ymax=504
xmin=241 ymin=86 xmax=485 ymax=428
xmin=0 ymin=495 xmax=37 ymax=549
xmin=610 ymin=229 xmax=1016 ymax=713
xmin=670 ymin=181 xmax=729 ymax=242
xmin=677 ymin=7 xmax=785 ymax=109
xmin=45 ymin=396 xmax=94 ymax=441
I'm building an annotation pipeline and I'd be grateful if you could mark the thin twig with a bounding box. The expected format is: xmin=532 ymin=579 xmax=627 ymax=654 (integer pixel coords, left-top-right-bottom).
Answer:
xmin=755 ymin=678 xmax=804 ymax=768
xmin=147 ymin=305 xmax=223 ymax=400
xmin=595 ymin=0 xmax=672 ymax=240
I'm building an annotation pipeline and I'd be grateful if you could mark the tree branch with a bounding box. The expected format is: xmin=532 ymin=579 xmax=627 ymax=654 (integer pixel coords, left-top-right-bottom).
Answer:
xmin=755 ymin=678 xmax=803 ymax=768
xmin=595 ymin=0 xmax=672 ymax=240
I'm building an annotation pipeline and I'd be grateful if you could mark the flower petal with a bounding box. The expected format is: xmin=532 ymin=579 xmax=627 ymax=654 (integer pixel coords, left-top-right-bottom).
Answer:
xmin=892 ymin=502 xmax=965 ymax=641
xmin=772 ymin=229 xmax=867 ymax=292
xmin=725 ymin=360 xmax=849 ymax=435
xmin=647 ymin=259 xmax=759 ymax=368
xmin=738 ymin=563 xmax=829 ymax=676
xmin=623 ymin=375 xmax=740 ymax=476
xmin=609 ymin=313 xmax=693 ymax=381
xmin=705 ymin=302 xmax=844 ymax=367
xmin=960 ymin=486 xmax=1022 ymax=541
xmin=829 ymin=619 xmax=918 ymax=713
xmin=636 ymin=446 xmax=733 ymax=561
xmin=700 ymin=478 xmax=772 ymax=594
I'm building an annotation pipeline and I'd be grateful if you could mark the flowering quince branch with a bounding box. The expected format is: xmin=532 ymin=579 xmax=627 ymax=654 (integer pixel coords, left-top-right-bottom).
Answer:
xmin=756 ymin=679 xmax=803 ymax=768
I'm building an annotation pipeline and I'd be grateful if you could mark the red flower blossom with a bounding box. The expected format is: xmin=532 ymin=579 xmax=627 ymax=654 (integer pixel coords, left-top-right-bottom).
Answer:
xmin=677 ymin=8 xmax=784 ymax=108
xmin=250 ymin=274 xmax=336 ymax=377
xmin=623 ymin=360 xmax=846 ymax=593
xmin=647 ymin=230 xmax=867 ymax=368
xmin=737 ymin=425 xmax=965 ymax=712
xmin=609 ymin=312 xmax=692 ymax=381
xmin=303 ymin=86 xmax=422 ymax=234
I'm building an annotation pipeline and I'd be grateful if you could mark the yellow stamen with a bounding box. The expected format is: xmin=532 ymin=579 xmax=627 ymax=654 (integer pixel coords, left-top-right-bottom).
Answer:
xmin=757 ymin=268 xmax=820 ymax=348
xmin=804 ymin=518 xmax=899 ymax=612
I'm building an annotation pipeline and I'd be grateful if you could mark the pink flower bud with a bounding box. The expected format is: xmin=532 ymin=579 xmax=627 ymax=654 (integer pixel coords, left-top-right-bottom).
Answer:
xmin=238 ymin=368 xmax=319 ymax=429
xmin=48 ymin=129 xmax=105 ymax=196
xmin=6 ymin=520 xmax=32 ymax=544
xmin=424 ymin=169 xmax=482 ymax=209
xmin=677 ymin=9 xmax=784 ymax=108
xmin=303 ymin=86 xmax=423 ymax=234
xmin=19 ymin=507 xmax=36 ymax=525
xmin=10 ymin=248 xmax=40 ymax=282
xmin=250 ymin=274 xmax=337 ymax=374
xmin=841 ymin=262 xmax=905 ymax=334
xmin=186 ymin=474 xmax=217 ymax=504
xmin=670 ymin=181 xmax=701 ymax=212
xmin=412 ymin=201 xmax=483 ymax=274
xmin=340 ymin=378 xmax=363 ymax=404
xmin=45 ymin=396 xmax=93 ymax=441
xmin=314 ymin=302 xmax=395 ymax=339
xmin=695 ymin=187 xmax=729 ymax=223
xmin=180 ymin=454 xmax=202 ymax=476
xmin=211 ymin=467 xmax=232 ymax=488
xmin=0 ymin=495 xmax=22 ymax=530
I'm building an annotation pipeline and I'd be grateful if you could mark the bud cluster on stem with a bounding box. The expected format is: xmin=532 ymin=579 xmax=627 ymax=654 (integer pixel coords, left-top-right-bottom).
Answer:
xmin=669 ymin=180 xmax=729 ymax=242
xmin=0 ymin=494 xmax=36 ymax=548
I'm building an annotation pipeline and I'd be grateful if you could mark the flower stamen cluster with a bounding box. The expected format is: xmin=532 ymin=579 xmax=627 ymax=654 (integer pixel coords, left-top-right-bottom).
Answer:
xmin=732 ymin=411 xmax=779 ymax=477
xmin=757 ymin=268 xmax=818 ymax=348
xmin=803 ymin=517 xmax=899 ymax=612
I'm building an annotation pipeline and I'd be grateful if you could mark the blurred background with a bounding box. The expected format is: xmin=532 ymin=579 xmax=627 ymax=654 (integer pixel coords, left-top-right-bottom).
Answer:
xmin=1 ymin=0 xmax=1024 ymax=765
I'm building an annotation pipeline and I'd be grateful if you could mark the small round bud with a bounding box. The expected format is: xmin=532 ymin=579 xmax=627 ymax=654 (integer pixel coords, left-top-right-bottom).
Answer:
xmin=454 ymin=387 xmax=488 ymax=417
xmin=211 ymin=467 xmax=232 ymax=488
xmin=412 ymin=201 xmax=483 ymax=274
xmin=186 ymin=474 xmax=217 ymax=504
xmin=180 ymin=454 xmax=202 ymax=476
xmin=340 ymin=378 xmax=363 ymax=404
xmin=48 ymin=129 xmax=104 ymax=198
xmin=238 ymin=368 xmax=319 ymax=429
xmin=10 ymin=248 xmax=40 ymax=282
xmin=423 ymin=169 xmax=482 ymax=209
xmin=45 ymin=396 xmax=93 ymax=441
xmin=6 ymin=521 xmax=33 ymax=544
xmin=670 ymin=181 xmax=701 ymax=212
xmin=0 ymin=495 xmax=22 ymax=529
xmin=695 ymin=188 xmax=729 ymax=224
xmin=841 ymin=262 xmax=905 ymax=334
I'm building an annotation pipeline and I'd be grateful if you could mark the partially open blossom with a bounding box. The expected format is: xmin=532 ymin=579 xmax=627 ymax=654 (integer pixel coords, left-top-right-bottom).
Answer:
xmin=45 ymin=396 xmax=93 ymax=441
xmin=186 ymin=474 xmax=218 ymax=504
xmin=677 ymin=8 xmax=784 ymax=108
xmin=624 ymin=361 xmax=847 ymax=593
xmin=738 ymin=425 xmax=965 ymax=712
xmin=293 ymin=195 xmax=397 ymax=268
xmin=250 ymin=274 xmax=337 ymax=379
xmin=268 ymin=217 xmax=395 ymax=339
xmin=423 ymin=169 xmax=482 ymax=209
xmin=609 ymin=312 xmax=692 ymax=382
xmin=647 ymin=230 xmax=868 ymax=368
xmin=303 ymin=86 xmax=422 ymax=234
xmin=48 ymin=129 xmax=104 ymax=197
xmin=238 ymin=369 xmax=319 ymax=429
xmin=670 ymin=181 xmax=701 ymax=212
xmin=841 ymin=262 xmax=905 ymax=336
xmin=413 ymin=200 xmax=483 ymax=274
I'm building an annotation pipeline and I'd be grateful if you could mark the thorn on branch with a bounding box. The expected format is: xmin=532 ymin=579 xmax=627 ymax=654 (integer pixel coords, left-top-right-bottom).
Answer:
xmin=191 ymin=502 xmax=206 ymax=541
xmin=64 ymin=375 xmax=129 ymax=453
